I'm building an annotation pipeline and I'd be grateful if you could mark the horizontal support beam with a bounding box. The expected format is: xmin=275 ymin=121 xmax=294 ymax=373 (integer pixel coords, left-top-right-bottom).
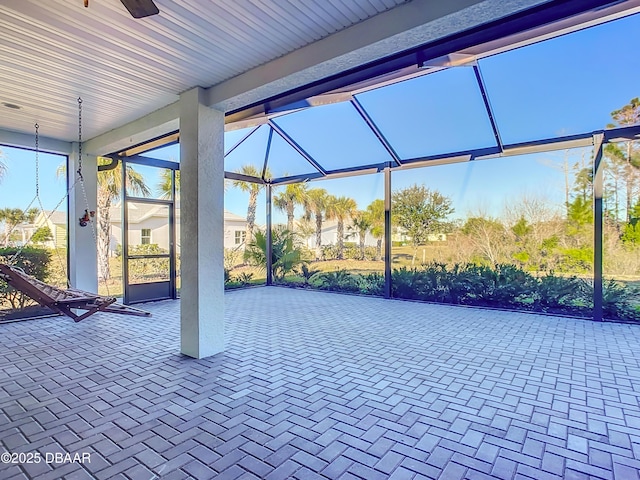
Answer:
xmin=270 ymin=163 xmax=386 ymax=185
xmin=270 ymin=172 xmax=323 ymax=185
xmin=117 ymin=133 xmax=180 ymax=157
xmin=398 ymin=154 xmax=473 ymax=169
xmin=324 ymin=163 xmax=385 ymax=178
xmin=0 ymin=128 xmax=71 ymax=155
xmin=224 ymin=171 xmax=265 ymax=184
xmin=84 ymin=102 xmax=179 ymax=157
xmin=502 ymin=134 xmax=594 ymax=156
xmin=268 ymin=92 xmax=355 ymax=115
xmin=123 ymin=196 xmax=173 ymax=206
xmin=604 ymin=124 xmax=640 ymax=142
xmin=400 ymin=146 xmax=500 ymax=167
xmin=120 ymin=154 xmax=180 ymax=170
xmin=498 ymin=125 xmax=640 ymax=157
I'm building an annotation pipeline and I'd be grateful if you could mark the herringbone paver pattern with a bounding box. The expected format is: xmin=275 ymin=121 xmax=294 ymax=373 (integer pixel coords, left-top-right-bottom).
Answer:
xmin=2 ymin=287 xmax=640 ymax=479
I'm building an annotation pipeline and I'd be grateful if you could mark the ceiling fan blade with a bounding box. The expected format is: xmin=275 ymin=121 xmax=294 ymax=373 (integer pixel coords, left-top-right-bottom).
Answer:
xmin=120 ymin=0 xmax=159 ymax=18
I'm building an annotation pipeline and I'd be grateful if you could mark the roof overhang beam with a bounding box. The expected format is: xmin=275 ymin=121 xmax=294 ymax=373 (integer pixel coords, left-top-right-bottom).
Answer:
xmin=502 ymin=135 xmax=596 ymax=157
xmin=224 ymin=172 xmax=265 ymax=184
xmin=0 ymin=128 xmax=72 ymax=155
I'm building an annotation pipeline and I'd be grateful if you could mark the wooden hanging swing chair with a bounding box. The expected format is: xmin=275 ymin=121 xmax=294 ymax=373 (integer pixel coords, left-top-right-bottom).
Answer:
xmin=0 ymin=264 xmax=150 ymax=322
xmin=0 ymin=99 xmax=150 ymax=322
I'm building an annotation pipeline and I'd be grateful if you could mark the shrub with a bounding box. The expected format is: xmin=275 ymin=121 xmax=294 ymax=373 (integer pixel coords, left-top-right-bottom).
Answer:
xmin=489 ymin=264 xmax=537 ymax=308
xmin=391 ymin=262 xmax=593 ymax=313
xmin=558 ymin=247 xmax=593 ymax=273
xmin=0 ymin=247 xmax=51 ymax=309
xmin=392 ymin=263 xmax=537 ymax=308
xmin=535 ymin=273 xmax=590 ymax=314
xmin=244 ymin=227 xmax=304 ymax=281
xmin=299 ymin=259 xmax=639 ymax=322
xmin=125 ymin=244 xmax=170 ymax=283
xmin=31 ymin=226 xmax=53 ymax=244
xmin=602 ymin=279 xmax=640 ymax=321
xmin=236 ymin=272 xmax=254 ymax=286
xmin=311 ymin=270 xmax=361 ymax=293
xmin=129 ymin=243 xmax=167 ymax=255
xmin=321 ymin=244 xmax=339 ymax=261
xmin=224 ymin=248 xmax=244 ymax=270
xmin=410 ymin=262 xmax=451 ymax=303
xmin=296 ymin=263 xmax=321 ymax=285
xmin=342 ymin=244 xmax=360 ymax=260
xmin=391 ymin=267 xmax=421 ymax=300
xmin=443 ymin=263 xmax=488 ymax=304
xmin=359 ymin=272 xmax=384 ymax=296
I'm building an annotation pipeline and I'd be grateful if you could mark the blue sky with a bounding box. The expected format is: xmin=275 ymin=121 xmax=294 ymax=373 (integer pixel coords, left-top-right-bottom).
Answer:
xmin=1 ymin=12 xmax=638 ymax=225
xmin=0 ymin=150 xmax=68 ymax=213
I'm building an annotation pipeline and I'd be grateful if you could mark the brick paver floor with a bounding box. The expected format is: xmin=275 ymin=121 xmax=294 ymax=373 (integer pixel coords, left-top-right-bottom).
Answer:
xmin=2 ymin=286 xmax=640 ymax=479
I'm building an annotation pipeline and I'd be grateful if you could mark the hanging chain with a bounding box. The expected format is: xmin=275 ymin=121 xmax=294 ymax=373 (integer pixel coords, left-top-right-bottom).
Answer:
xmin=34 ymin=123 xmax=39 ymax=198
xmin=7 ymin=124 xmax=40 ymax=263
xmin=75 ymin=96 xmax=106 ymax=293
xmin=77 ymin=97 xmax=83 ymax=181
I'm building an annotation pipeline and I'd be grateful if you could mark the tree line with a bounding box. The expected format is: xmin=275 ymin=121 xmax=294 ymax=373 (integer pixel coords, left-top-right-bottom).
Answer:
xmin=230 ymin=98 xmax=640 ymax=277
xmin=1 ymin=99 xmax=638 ymax=282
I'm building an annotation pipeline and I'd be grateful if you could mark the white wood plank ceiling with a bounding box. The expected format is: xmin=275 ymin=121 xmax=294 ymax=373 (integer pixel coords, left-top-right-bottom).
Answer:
xmin=0 ymin=0 xmax=408 ymax=143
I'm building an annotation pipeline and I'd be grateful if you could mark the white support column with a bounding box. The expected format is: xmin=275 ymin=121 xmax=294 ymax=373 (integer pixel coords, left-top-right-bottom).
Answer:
xmin=180 ymin=87 xmax=225 ymax=359
xmin=68 ymin=144 xmax=98 ymax=292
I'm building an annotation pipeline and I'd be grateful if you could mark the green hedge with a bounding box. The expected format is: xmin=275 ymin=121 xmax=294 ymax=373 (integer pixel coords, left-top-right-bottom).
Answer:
xmin=0 ymin=247 xmax=51 ymax=310
xmin=390 ymin=263 xmax=592 ymax=316
xmin=280 ymin=262 xmax=640 ymax=322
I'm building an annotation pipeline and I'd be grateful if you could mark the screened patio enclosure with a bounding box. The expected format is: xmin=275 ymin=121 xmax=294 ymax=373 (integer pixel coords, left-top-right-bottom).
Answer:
xmin=118 ymin=10 xmax=640 ymax=322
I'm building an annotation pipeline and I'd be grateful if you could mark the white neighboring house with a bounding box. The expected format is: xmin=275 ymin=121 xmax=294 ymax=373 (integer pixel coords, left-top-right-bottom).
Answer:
xmin=24 ymin=210 xmax=67 ymax=249
xmin=108 ymin=203 xmax=248 ymax=254
xmin=298 ymin=219 xmax=447 ymax=248
xmin=392 ymin=228 xmax=447 ymax=244
xmin=299 ymin=219 xmax=379 ymax=249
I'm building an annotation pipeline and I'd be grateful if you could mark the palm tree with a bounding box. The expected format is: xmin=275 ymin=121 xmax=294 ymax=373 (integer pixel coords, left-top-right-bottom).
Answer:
xmin=0 ymin=208 xmax=28 ymax=246
xmin=57 ymin=159 xmax=150 ymax=281
xmin=325 ymin=195 xmax=357 ymax=260
xmin=349 ymin=210 xmax=372 ymax=260
xmin=366 ymin=199 xmax=385 ymax=261
xmin=0 ymin=207 xmax=40 ymax=246
xmin=303 ymin=188 xmax=328 ymax=261
xmin=20 ymin=208 xmax=40 ymax=245
xmin=231 ymin=165 xmax=267 ymax=247
xmin=244 ymin=227 xmax=304 ymax=281
xmin=273 ymin=183 xmax=307 ymax=232
xmin=96 ymin=158 xmax=150 ymax=281
xmin=157 ymin=169 xmax=180 ymax=200
xmin=24 ymin=207 xmax=39 ymax=224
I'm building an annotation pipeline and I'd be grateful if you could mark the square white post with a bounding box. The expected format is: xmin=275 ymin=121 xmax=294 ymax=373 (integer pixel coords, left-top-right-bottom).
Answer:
xmin=180 ymin=87 xmax=225 ymax=358
xmin=68 ymin=144 xmax=98 ymax=292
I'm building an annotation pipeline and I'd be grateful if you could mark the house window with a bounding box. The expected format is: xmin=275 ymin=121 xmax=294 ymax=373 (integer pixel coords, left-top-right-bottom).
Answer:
xmin=234 ymin=230 xmax=246 ymax=245
xmin=141 ymin=229 xmax=151 ymax=245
